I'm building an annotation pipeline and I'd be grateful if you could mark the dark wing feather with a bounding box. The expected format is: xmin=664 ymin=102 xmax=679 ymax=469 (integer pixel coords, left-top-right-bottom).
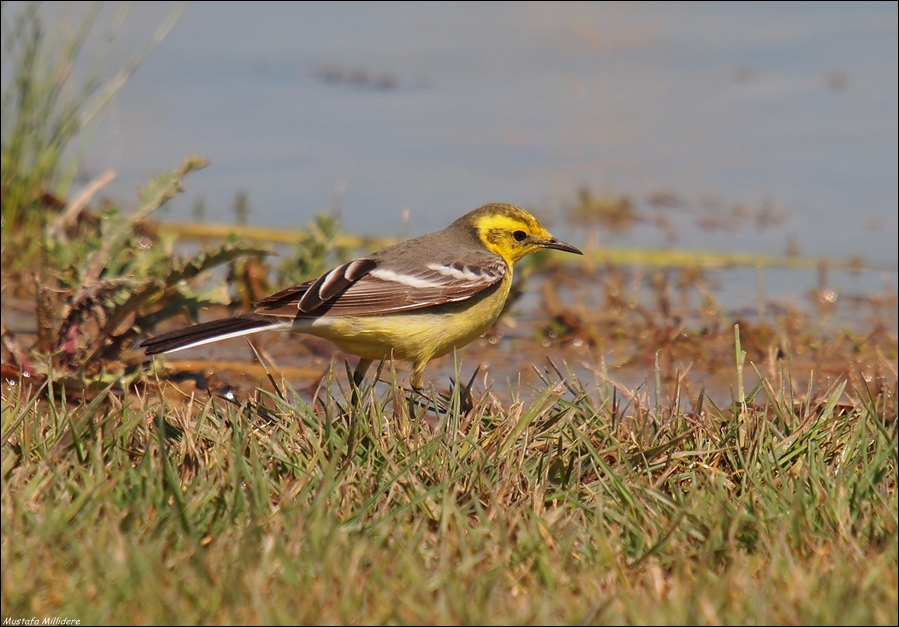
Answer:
xmin=252 ymin=258 xmax=377 ymax=313
xmin=253 ymin=249 xmax=506 ymax=319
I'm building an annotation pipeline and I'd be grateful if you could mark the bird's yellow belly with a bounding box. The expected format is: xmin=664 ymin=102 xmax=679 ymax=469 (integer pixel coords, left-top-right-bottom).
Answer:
xmin=304 ymin=276 xmax=510 ymax=366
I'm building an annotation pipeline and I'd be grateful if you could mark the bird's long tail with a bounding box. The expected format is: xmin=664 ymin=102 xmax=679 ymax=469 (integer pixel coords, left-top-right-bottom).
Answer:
xmin=140 ymin=316 xmax=292 ymax=355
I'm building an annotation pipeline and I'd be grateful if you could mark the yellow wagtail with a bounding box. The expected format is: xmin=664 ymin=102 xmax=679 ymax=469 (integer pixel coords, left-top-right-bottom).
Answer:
xmin=141 ymin=203 xmax=582 ymax=389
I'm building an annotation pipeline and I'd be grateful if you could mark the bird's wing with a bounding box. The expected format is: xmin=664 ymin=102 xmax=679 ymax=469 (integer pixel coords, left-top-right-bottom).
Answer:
xmin=253 ymin=252 xmax=507 ymax=319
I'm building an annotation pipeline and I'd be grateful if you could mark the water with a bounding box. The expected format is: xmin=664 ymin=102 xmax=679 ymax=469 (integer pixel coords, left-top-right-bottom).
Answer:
xmin=6 ymin=2 xmax=898 ymax=304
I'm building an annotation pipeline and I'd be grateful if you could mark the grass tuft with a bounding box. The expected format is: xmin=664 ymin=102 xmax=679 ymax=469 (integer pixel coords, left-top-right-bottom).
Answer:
xmin=2 ymin=363 xmax=896 ymax=624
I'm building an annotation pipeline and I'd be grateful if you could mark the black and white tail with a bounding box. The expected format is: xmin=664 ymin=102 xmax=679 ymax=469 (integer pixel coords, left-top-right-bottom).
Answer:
xmin=140 ymin=316 xmax=291 ymax=355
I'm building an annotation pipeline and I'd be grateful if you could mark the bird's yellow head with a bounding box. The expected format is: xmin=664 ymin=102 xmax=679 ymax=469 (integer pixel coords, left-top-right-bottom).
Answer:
xmin=461 ymin=203 xmax=583 ymax=265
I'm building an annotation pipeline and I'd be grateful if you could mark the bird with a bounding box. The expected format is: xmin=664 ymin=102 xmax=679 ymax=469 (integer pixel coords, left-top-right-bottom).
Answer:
xmin=141 ymin=203 xmax=582 ymax=390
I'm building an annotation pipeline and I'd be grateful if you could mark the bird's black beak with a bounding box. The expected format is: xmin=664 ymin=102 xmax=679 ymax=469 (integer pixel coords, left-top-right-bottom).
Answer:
xmin=543 ymin=237 xmax=583 ymax=255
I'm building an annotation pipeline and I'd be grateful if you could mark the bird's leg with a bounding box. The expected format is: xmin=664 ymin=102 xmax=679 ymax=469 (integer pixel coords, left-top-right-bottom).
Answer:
xmin=352 ymin=358 xmax=372 ymax=388
xmin=406 ymin=364 xmax=430 ymax=421
xmin=342 ymin=358 xmax=374 ymax=464
xmin=350 ymin=358 xmax=373 ymax=407
xmin=407 ymin=387 xmax=422 ymax=423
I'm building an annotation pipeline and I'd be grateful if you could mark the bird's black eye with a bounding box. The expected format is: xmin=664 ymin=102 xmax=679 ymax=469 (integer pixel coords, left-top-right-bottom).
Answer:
xmin=513 ymin=230 xmax=527 ymax=242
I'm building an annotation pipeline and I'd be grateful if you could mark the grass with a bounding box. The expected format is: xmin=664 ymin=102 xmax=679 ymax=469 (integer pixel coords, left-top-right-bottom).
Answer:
xmin=1 ymin=3 xmax=896 ymax=625
xmin=1 ymin=349 xmax=897 ymax=624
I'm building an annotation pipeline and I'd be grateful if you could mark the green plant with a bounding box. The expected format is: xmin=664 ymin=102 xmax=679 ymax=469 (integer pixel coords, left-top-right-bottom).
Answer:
xmin=276 ymin=212 xmax=344 ymax=288
xmin=6 ymin=157 xmax=272 ymax=389
xmin=1 ymin=1 xmax=182 ymax=269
